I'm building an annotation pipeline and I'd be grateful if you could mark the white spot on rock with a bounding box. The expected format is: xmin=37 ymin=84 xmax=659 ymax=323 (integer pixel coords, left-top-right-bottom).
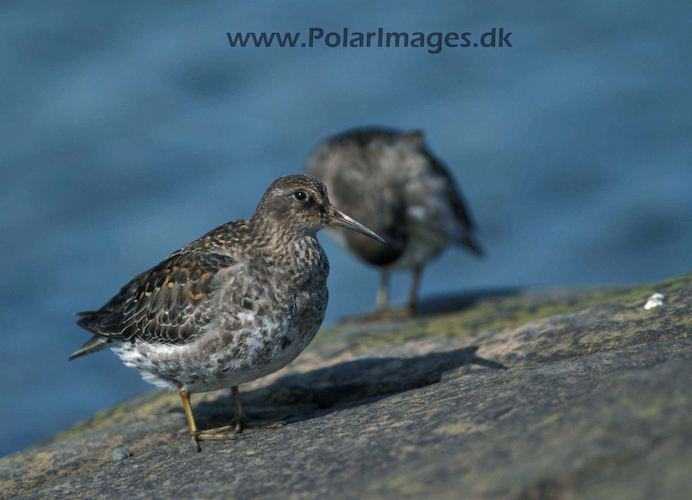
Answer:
xmin=644 ymin=293 xmax=665 ymax=310
xmin=112 ymin=447 xmax=133 ymax=462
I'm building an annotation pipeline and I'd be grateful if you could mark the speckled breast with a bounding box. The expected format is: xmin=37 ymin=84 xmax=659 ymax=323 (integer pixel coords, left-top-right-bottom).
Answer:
xmin=183 ymin=237 xmax=330 ymax=392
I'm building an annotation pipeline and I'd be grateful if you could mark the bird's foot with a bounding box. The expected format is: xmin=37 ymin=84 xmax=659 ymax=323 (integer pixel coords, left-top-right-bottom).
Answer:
xmin=188 ymin=428 xmax=246 ymax=452
xmin=352 ymin=306 xmax=415 ymax=323
xmin=400 ymin=304 xmax=416 ymax=318
xmin=231 ymin=416 xmax=285 ymax=434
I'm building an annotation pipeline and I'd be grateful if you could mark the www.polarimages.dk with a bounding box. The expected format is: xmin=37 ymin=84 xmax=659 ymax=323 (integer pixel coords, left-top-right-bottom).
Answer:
xmin=226 ymin=28 xmax=513 ymax=53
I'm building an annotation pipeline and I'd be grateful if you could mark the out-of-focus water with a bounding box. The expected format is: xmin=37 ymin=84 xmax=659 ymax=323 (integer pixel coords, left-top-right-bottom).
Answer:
xmin=1 ymin=0 xmax=690 ymax=457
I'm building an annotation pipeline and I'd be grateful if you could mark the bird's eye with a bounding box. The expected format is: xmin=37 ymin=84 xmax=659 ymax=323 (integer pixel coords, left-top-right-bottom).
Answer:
xmin=293 ymin=191 xmax=307 ymax=201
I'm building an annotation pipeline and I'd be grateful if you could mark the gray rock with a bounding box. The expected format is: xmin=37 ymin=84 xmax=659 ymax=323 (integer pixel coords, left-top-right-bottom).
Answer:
xmin=2 ymin=274 xmax=692 ymax=499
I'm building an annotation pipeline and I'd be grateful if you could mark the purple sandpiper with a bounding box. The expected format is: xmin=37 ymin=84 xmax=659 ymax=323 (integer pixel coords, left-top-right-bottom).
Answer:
xmin=306 ymin=127 xmax=483 ymax=317
xmin=70 ymin=174 xmax=386 ymax=451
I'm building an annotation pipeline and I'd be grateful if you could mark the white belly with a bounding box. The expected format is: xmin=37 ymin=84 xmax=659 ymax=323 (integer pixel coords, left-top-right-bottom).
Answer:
xmin=111 ymin=289 xmax=327 ymax=394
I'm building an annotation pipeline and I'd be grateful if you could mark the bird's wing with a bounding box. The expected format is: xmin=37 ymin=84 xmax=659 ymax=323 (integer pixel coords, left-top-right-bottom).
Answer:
xmin=76 ymin=268 xmax=153 ymax=317
xmin=426 ymin=153 xmax=474 ymax=230
xmin=425 ymin=152 xmax=485 ymax=255
xmin=76 ymin=251 xmax=237 ymax=344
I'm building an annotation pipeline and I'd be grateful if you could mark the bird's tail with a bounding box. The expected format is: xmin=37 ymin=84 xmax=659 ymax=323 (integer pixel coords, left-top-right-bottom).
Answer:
xmin=68 ymin=336 xmax=113 ymax=361
xmin=457 ymin=233 xmax=485 ymax=257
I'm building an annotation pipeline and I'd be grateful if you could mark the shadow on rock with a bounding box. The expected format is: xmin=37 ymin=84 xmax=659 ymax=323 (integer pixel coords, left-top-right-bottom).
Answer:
xmin=416 ymin=287 xmax=523 ymax=316
xmin=193 ymin=345 xmax=506 ymax=428
xmin=339 ymin=287 xmax=523 ymax=323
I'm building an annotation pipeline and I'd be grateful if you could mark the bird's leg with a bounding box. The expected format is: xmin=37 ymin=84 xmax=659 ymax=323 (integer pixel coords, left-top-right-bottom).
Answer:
xmin=230 ymin=386 xmax=285 ymax=433
xmin=357 ymin=270 xmax=411 ymax=321
xmin=376 ymin=270 xmax=391 ymax=314
xmin=405 ymin=265 xmax=424 ymax=316
xmin=177 ymin=386 xmax=244 ymax=452
xmin=178 ymin=386 xmax=202 ymax=451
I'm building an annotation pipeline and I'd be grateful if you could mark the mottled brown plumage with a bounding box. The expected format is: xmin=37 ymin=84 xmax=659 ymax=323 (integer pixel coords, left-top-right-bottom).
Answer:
xmin=77 ymin=250 xmax=233 ymax=345
xmin=71 ymin=174 xmax=385 ymax=451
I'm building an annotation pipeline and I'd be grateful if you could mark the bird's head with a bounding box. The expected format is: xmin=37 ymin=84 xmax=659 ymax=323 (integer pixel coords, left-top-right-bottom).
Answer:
xmin=252 ymin=174 xmax=387 ymax=244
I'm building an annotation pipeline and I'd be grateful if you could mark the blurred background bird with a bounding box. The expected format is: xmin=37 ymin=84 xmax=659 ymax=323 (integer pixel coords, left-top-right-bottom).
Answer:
xmin=306 ymin=127 xmax=484 ymax=318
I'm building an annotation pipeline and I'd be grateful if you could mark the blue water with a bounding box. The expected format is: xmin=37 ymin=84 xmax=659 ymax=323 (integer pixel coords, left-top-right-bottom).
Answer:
xmin=1 ymin=0 xmax=691 ymax=457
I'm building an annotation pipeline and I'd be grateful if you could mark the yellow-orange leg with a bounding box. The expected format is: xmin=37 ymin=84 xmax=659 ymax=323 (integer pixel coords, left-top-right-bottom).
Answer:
xmin=177 ymin=386 xmax=245 ymax=452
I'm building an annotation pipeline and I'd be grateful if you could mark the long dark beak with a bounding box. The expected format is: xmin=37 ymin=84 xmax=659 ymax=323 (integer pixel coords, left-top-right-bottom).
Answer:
xmin=328 ymin=206 xmax=388 ymax=245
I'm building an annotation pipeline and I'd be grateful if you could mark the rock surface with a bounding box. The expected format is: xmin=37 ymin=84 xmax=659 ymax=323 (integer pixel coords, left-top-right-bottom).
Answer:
xmin=2 ymin=275 xmax=692 ymax=499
